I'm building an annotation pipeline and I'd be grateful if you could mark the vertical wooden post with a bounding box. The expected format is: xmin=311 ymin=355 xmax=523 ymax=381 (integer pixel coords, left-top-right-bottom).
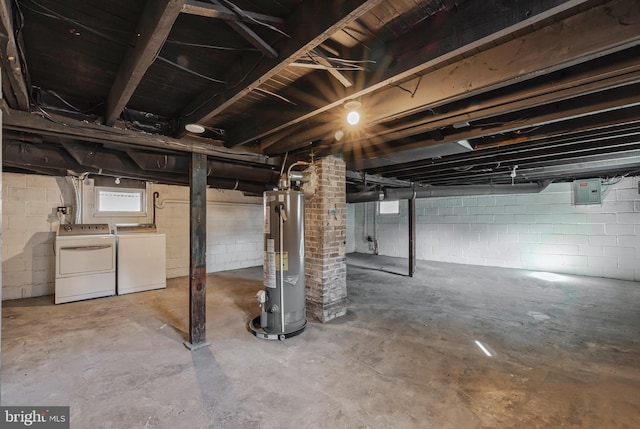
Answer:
xmin=408 ymin=197 xmax=416 ymax=277
xmin=185 ymin=152 xmax=209 ymax=350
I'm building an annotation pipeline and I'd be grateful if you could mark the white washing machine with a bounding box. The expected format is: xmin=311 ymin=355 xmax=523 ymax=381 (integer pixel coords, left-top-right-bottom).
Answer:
xmin=55 ymin=223 xmax=116 ymax=304
xmin=116 ymin=224 xmax=166 ymax=295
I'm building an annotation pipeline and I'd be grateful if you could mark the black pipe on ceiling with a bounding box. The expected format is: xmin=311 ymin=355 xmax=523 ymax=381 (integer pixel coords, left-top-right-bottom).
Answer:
xmin=126 ymin=149 xmax=279 ymax=183
xmin=346 ymin=182 xmax=551 ymax=203
xmin=4 ymin=142 xmax=269 ymax=194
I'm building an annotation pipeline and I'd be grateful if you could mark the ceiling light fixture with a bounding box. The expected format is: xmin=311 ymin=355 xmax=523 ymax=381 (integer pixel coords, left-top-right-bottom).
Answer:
xmin=185 ymin=123 xmax=206 ymax=134
xmin=344 ymin=100 xmax=361 ymax=126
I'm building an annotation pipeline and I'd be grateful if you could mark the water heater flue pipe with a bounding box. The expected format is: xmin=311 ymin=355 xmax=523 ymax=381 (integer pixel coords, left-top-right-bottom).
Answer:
xmin=347 ymin=181 xmax=551 ymax=203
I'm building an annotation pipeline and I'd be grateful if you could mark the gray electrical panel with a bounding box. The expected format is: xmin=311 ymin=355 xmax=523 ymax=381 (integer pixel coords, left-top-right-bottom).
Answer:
xmin=573 ymin=179 xmax=602 ymax=205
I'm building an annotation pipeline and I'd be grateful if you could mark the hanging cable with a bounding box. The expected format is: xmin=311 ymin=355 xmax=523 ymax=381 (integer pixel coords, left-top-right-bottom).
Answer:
xmin=155 ymin=56 xmax=227 ymax=84
xmin=165 ymin=39 xmax=259 ymax=52
xmin=218 ymin=0 xmax=290 ymax=38
xmin=254 ymin=87 xmax=296 ymax=105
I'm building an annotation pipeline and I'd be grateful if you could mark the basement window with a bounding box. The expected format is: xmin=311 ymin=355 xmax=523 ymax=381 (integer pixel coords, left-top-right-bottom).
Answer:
xmin=94 ymin=177 xmax=147 ymax=216
xmin=379 ymin=200 xmax=399 ymax=215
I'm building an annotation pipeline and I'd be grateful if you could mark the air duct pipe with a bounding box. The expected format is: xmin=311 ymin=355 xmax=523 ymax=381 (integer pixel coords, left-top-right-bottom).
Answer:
xmin=347 ymin=182 xmax=551 ymax=203
xmin=347 ymin=190 xmax=384 ymax=203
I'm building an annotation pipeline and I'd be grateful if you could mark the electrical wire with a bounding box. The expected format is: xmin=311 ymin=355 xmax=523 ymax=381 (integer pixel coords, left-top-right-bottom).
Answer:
xmin=36 ymin=87 xmax=104 ymax=114
xmin=165 ymin=39 xmax=259 ymax=52
xmin=303 ymin=51 xmax=375 ymax=71
xmin=217 ymin=0 xmax=290 ymax=38
xmin=254 ymin=87 xmax=296 ymax=105
xmin=156 ymin=56 xmax=228 ymax=84
xmin=341 ymin=28 xmax=372 ymax=52
xmin=180 ymin=54 xmax=265 ymax=117
xmin=390 ymin=76 xmax=422 ymax=98
xmin=23 ymin=0 xmax=123 ymax=44
xmin=24 ymin=0 xmax=230 ymax=86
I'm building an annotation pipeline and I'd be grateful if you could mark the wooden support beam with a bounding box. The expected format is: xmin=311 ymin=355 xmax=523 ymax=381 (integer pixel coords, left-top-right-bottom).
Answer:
xmin=352 ymin=55 xmax=640 ymax=151
xmin=354 ymin=82 xmax=640 ymax=168
xmin=177 ymin=0 xmax=384 ymax=137
xmin=0 ymin=0 xmax=29 ymax=110
xmin=408 ymin=197 xmax=416 ymax=278
xmin=185 ymin=152 xmax=209 ymax=350
xmin=259 ymin=0 xmax=640 ymax=155
xmin=226 ymin=20 xmax=277 ymax=59
xmin=223 ymin=0 xmax=599 ymax=147
xmin=181 ymin=0 xmax=283 ymax=25
xmin=310 ymin=49 xmax=353 ymax=87
xmin=105 ymin=0 xmax=186 ymax=126
xmin=362 ymin=0 xmax=640 ymax=127
xmin=2 ymin=108 xmax=274 ymax=164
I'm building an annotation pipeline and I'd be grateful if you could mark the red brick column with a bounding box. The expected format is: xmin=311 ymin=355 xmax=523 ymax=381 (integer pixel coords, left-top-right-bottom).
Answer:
xmin=304 ymin=155 xmax=347 ymax=322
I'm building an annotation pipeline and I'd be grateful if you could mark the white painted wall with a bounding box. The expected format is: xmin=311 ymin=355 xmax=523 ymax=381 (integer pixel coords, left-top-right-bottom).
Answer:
xmin=351 ymin=177 xmax=640 ymax=281
xmin=2 ymin=173 xmax=74 ymax=300
xmin=153 ymin=184 xmax=262 ymax=278
xmin=2 ymin=172 xmax=263 ymax=300
xmin=346 ymin=204 xmax=356 ymax=253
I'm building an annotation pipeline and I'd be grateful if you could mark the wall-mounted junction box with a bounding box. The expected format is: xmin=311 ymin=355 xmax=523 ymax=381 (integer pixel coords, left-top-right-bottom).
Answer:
xmin=573 ymin=179 xmax=602 ymax=205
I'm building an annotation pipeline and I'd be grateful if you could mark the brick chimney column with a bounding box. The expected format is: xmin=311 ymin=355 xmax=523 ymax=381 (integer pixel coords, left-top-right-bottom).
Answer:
xmin=304 ymin=155 xmax=347 ymax=322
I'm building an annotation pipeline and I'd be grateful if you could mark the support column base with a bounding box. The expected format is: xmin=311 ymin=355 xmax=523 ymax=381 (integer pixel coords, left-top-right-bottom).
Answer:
xmin=183 ymin=340 xmax=211 ymax=351
xmin=307 ymin=298 xmax=347 ymax=323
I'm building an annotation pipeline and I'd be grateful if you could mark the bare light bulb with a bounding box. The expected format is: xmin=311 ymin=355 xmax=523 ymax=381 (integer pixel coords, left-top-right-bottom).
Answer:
xmin=346 ymin=110 xmax=360 ymax=125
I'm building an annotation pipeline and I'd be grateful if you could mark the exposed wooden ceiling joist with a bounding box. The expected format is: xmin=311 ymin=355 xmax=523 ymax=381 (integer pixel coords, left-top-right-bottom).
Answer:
xmin=176 ymin=0 xmax=385 ymax=137
xmin=226 ymin=20 xmax=277 ymax=59
xmin=361 ymin=0 xmax=640 ymax=125
xmin=346 ymin=54 xmax=640 ymax=155
xmin=259 ymin=0 xmax=640 ymax=155
xmin=181 ymin=0 xmax=284 ymax=25
xmin=104 ymin=0 xmax=186 ymax=126
xmin=344 ymin=83 xmax=640 ymax=169
xmin=224 ymin=0 xmax=596 ymax=147
xmin=0 ymin=0 xmax=29 ymax=110
xmin=3 ymin=108 xmax=274 ymax=165
xmin=365 ymin=108 xmax=640 ymax=175
xmin=309 ymin=48 xmax=353 ymax=87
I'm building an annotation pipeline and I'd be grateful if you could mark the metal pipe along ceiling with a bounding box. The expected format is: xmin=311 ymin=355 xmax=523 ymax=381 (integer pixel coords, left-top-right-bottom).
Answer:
xmin=346 ymin=182 xmax=551 ymax=203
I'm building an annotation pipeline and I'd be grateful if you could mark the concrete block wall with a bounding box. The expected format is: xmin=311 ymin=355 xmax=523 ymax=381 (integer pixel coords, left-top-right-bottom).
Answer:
xmin=352 ymin=177 xmax=640 ymax=281
xmin=2 ymin=173 xmax=74 ymax=300
xmin=153 ymin=184 xmax=262 ymax=279
xmin=2 ymin=173 xmax=263 ymax=301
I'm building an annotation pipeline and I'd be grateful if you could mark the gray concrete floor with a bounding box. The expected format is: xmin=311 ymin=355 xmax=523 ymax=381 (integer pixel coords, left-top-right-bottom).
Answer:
xmin=2 ymin=253 xmax=640 ymax=428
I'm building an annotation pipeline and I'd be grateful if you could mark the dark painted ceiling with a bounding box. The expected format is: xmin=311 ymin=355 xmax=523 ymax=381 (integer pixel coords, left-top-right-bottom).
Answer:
xmin=1 ymin=0 xmax=639 ymax=194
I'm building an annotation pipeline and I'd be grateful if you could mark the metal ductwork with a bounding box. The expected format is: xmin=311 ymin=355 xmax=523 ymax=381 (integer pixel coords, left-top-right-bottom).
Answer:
xmin=206 ymin=177 xmax=267 ymax=195
xmin=347 ymin=182 xmax=551 ymax=203
xmin=346 ymin=190 xmax=385 ymax=203
xmin=3 ymin=141 xmax=93 ymax=173
xmin=4 ymin=141 xmax=268 ymax=194
xmin=126 ymin=149 xmax=279 ymax=183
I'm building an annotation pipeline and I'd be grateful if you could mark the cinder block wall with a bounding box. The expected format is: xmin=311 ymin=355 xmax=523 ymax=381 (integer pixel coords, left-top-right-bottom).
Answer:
xmin=352 ymin=177 xmax=640 ymax=281
xmin=2 ymin=173 xmax=73 ymax=300
xmin=153 ymin=184 xmax=262 ymax=278
xmin=2 ymin=173 xmax=263 ymax=300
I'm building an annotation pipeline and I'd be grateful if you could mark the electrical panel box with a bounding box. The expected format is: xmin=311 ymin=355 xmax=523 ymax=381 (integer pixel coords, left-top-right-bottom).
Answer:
xmin=573 ymin=179 xmax=602 ymax=205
